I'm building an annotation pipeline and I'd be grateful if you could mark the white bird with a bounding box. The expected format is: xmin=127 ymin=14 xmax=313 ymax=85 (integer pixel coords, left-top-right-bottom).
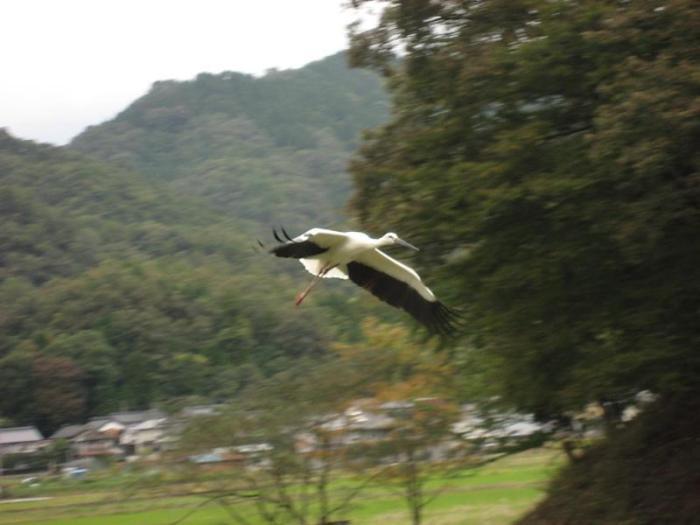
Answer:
xmin=267 ymin=227 xmax=460 ymax=335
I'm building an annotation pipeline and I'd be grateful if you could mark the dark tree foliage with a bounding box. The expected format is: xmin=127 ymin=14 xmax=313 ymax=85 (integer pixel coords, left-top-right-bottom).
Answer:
xmin=519 ymin=394 xmax=700 ymax=524
xmin=348 ymin=0 xmax=700 ymax=417
xmin=32 ymin=355 xmax=87 ymax=434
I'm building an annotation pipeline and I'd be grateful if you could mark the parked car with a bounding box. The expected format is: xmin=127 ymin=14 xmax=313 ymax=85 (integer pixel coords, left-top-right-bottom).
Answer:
xmin=20 ymin=476 xmax=40 ymax=486
xmin=62 ymin=467 xmax=88 ymax=479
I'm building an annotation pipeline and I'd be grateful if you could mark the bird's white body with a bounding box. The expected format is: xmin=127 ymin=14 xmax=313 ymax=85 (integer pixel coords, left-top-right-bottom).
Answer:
xmin=297 ymin=229 xmax=368 ymax=280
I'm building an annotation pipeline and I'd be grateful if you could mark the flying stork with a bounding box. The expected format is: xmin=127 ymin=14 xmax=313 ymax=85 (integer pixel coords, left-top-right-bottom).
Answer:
xmin=266 ymin=227 xmax=461 ymax=335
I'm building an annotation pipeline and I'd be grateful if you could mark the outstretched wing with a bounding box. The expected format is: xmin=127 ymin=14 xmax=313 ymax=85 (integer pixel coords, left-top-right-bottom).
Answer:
xmin=347 ymin=249 xmax=459 ymax=335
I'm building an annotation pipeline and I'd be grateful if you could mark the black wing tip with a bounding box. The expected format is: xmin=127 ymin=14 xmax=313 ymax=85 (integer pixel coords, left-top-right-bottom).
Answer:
xmin=281 ymin=226 xmax=293 ymax=241
xmin=270 ymin=226 xmax=295 ymax=253
xmin=269 ymin=227 xmax=327 ymax=259
xmin=272 ymin=225 xmax=294 ymax=243
xmin=425 ymin=302 xmax=465 ymax=337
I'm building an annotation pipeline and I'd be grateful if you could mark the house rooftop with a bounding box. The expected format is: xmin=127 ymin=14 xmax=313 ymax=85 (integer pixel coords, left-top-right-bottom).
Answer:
xmin=108 ymin=409 xmax=165 ymax=425
xmin=50 ymin=424 xmax=85 ymax=440
xmin=180 ymin=405 xmax=225 ymax=418
xmin=0 ymin=426 xmax=44 ymax=444
xmin=84 ymin=410 xmax=166 ymax=427
xmin=85 ymin=418 xmax=113 ymax=430
xmin=348 ymin=412 xmax=395 ymax=431
xmin=129 ymin=418 xmax=168 ymax=431
xmin=74 ymin=428 xmax=112 ymax=441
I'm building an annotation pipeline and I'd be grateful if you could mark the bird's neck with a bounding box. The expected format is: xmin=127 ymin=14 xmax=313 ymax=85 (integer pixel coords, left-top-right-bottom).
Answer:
xmin=374 ymin=237 xmax=392 ymax=248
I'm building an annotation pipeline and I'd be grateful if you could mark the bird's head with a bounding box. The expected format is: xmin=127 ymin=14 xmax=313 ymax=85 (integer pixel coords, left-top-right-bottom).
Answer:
xmin=380 ymin=232 xmax=420 ymax=251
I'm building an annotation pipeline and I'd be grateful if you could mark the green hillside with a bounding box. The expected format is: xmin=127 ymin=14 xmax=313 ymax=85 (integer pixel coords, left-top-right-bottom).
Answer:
xmin=71 ymin=52 xmax=390 ymax=231
xmin=0 ymin=130 xmax=246 ymax=283
xmin=0 ymin=131 xmax=333 ymax=430
xmin=0 ymin=53 xmax=393 ymax=434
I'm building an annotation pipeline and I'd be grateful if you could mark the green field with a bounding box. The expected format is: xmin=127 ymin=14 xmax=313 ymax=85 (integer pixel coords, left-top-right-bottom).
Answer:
xmin=0 ymin=449 xmax=560 ymax=525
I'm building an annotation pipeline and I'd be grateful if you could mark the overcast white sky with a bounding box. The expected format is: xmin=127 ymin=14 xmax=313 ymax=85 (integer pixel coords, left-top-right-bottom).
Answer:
xmin=1 ymin=0 xmax=364 ymax=145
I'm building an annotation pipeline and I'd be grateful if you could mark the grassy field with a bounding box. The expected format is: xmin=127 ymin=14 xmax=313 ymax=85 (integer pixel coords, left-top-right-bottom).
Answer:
xmin=0 ymin=448 xmax=560 ymax=525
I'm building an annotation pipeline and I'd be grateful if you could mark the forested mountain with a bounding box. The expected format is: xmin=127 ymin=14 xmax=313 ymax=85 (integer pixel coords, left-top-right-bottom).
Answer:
xmin=0 ymin=53 xmax=393 ymax=434
xmin=0 ymin=131 xmax=326 ymax=430
xmin=71 ymin=52 xmax=390 ymax=231
xmin=0 ymin=130 xmax=247 ymax=283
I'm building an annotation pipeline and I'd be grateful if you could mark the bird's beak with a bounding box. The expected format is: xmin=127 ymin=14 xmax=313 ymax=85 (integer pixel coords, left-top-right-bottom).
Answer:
xmin=396 ymin=237 xmax=420 ymax=251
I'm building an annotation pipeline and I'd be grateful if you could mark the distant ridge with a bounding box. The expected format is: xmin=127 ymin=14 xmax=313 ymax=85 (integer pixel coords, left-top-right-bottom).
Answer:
xmin=71 ymin=52 xmax=390 ymax=230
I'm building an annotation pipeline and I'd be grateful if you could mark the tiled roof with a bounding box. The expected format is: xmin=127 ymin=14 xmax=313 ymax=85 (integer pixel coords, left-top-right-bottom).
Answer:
xmin=85 ymin=418 xmax=112 ymax=430
xmin=75 ymin=428 xmax=111 ymax=441
xmin=180 ymin=405 xmax=224 ymax=417
xmin=0 ymin=426 xmax=43 ymax=444
xmin=108 ymin=409 xmax=165 ymax=424
xmin=50 ymin=424 xmax=85 ymax=440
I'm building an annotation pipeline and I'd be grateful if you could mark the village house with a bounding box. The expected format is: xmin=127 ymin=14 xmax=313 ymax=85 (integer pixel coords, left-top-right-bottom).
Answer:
xmin=0 ymin=426 xmax=46 ymax=456
xmin=0 ymin=427 xmax=47 ymax=475
xmin=49 ymin=409 xmax=171 ymax=461
xmin=71 ymin=427 xmax=122 ymax=458
xmin=120 ymin=417 xmax=173 ymax=456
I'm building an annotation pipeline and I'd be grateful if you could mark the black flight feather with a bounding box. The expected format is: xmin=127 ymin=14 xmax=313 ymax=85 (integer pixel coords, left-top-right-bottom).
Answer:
xmin=347 ymin=261 xmax=461 ymax=335
xmin=270 ymin=228 xmax=328 ymax=259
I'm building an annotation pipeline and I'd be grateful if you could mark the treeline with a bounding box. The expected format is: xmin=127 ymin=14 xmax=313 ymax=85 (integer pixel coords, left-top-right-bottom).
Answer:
xmin=347 ymin=0 xmax=700 ymax=522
